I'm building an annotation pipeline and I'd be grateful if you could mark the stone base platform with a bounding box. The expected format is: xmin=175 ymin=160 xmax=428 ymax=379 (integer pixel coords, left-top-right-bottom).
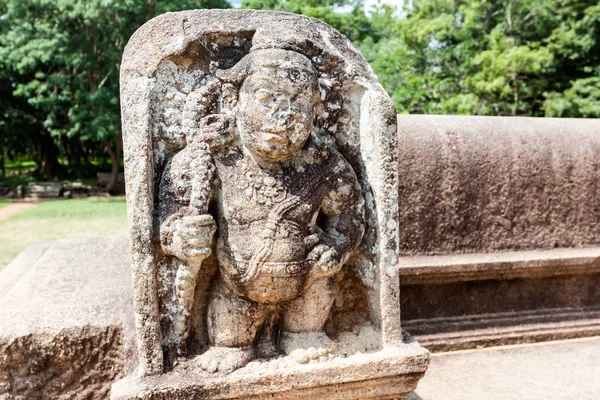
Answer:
xmin=0 ymin=236 xmax=135 ymax=399
xmin=408 ymin=337 xmax=600 ymax=399
xmin=400 ymin=247 xmax=600 ymax=352
xmin=111 ymin=342 xmax=430 ymax=400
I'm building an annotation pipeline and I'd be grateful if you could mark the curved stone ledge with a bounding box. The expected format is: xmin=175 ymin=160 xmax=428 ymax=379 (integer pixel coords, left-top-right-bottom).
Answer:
xmin=399 ymin=246 xmax=600 ymax=285
xmin=398 ymin=114 xmax=600 ymax=255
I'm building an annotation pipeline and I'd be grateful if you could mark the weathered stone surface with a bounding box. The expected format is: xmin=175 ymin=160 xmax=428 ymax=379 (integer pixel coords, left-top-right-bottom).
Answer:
xmin=118 ymin=8 xmax=425 ymax=399
xmin=398 ymin=114 xmax=600 ymax=255
xmin=111 ymin=338 xmax=429 ymax=400
xmin=22 ymin=182 xmax=63 ymax=199
xmin=400 ymin=248 xmax=600 ymax=347
xmin=407 ymin=337 xmax=600 ymax=400
xmin=399 ymin=246 xmax=600 ymax=285
xmin=0 ymin=241 xmax=51 ymax=295
xmin=0 ymin=237 xmax=136 ymax=400
xmin=397 ymin=114 xmax=600 ymax=352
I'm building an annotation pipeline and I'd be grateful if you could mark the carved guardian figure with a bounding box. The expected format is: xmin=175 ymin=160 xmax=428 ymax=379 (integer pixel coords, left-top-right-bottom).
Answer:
xmin=159 ymin=49 xmax=365 ymax=371
xmin=114 ymin=9 xmax=429 ymax=400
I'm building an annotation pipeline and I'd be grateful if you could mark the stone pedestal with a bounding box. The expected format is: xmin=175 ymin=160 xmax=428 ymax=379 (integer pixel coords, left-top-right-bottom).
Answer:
xmin=111 ymin=341 xmax=429 ymax=400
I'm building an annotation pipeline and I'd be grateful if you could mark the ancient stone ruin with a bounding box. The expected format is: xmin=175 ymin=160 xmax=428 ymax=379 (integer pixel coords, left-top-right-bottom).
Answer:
xmin=1 ymin=11 xmax=599 ymax=398
xmin=111 ymin=9 xmax=429 ymax=399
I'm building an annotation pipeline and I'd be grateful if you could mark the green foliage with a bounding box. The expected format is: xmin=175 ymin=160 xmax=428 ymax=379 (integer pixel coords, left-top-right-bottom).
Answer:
xmin=361 ymin=0 xmax=600 ymax=117
xmin=0 ymin=0 xmax=598 ymax=187
xmin=241 ymin=0 xmax=377 ymax=43
xmin=0 ymin=0 xmax=230 ymax=181
xmin=1 ymin=0 xmax=229 ymax=139
xmin=544 ymin=76 xmax=600 ymax=118
xmin=2 ymin=173 xmax=37 ymax=189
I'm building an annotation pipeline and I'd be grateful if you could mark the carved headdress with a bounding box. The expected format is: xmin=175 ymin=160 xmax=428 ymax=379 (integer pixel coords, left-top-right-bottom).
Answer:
xmin=217 ymin=48 xmax=318 ymax=84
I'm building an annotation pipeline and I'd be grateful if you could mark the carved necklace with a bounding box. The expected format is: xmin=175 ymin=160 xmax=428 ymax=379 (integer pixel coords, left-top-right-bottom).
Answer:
xmin=237 ymin=160 xmax=288 ymax=206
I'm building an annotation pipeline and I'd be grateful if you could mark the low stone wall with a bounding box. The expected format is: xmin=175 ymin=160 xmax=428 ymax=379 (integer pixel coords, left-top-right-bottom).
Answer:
xmin=397 ymin=115 xmax=600 ymax=350
xmin=22 ymin=182 xmax=64 ymax=199
xmin=398 ymin=115 xmax=600 ymax=255
xmin=0 ymin=237 xmax=135 ymax=399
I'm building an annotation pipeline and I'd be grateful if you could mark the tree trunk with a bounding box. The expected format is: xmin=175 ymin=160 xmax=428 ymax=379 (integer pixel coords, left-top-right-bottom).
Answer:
xmin=35 ymin=126 xmax=63 ymax=179
xmin=0 ymin=147 xmax=5 ymax=180
xmin=69 ymin=139 xmax=83 ymax=179
xmin=104 ymin=133 xmax=122 ymax=195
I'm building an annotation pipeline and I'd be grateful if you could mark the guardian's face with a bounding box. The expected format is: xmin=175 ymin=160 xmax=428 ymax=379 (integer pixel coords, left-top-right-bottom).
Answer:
xmin=237 ymin=68 xmax=316 ymax=162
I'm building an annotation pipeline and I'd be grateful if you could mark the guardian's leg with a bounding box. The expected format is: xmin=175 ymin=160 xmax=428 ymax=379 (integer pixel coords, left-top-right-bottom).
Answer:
xmin=196 ymin=275 xmax=268 ymax=372
xmin=280 ymin=276 xmax=338 ymax=363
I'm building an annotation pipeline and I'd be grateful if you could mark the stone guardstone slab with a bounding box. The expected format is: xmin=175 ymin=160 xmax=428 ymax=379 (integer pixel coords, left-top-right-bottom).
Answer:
xmin=114 ymin=8 xmax=429 ymax=400
xmin=111 ymin=341 xmax=429 ymax=399
xmin=0 ymin=236 xmax=136 ymax=399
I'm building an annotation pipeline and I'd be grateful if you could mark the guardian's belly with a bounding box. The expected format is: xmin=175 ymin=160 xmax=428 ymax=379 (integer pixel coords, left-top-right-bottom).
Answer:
xmin=217 ymin=254 xmax=311 ymax=304
xmin=216 ymin=222 xmax=313 ymax=303
xmin=220 ymin=221 xmax=310 ymax=262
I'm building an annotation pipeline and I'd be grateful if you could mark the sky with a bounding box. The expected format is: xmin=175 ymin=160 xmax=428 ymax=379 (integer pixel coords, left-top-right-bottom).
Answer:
xmin=364 ymin=0 xmax=402 ymax=12
xmin=229 ymin=0 xmax=402 ymax=13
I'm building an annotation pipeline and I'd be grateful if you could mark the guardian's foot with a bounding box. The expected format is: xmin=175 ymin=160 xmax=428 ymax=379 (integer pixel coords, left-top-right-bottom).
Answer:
xmin=195 ymin=346 xmax=254 ymax=373
xmin=281 ymin=331 xmax=338 ymax=364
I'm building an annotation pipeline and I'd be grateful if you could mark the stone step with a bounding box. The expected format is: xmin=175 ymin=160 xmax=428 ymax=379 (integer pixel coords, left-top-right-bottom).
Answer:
xmin=0 ymin=236 xmax=135 ymax=399
xmin=400 ymin=247 xmax=600 ymax=351
xmin=406 ymin=337 xmax=600 ymax=400
xmin=405 ymin=307 xmax=600 ymax=352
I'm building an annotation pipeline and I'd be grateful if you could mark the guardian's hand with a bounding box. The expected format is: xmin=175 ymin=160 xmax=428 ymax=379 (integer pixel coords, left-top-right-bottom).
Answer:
xmin=307 ymin=243 xmax=342 ymax=277
xmin=165 ymin=214 xmax=216 ymax=263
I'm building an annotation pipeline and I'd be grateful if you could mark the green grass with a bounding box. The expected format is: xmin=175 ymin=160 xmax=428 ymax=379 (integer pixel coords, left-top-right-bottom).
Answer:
xmin=0 ymin=197 xmax=128 ymax=269
xmin=0 ymin=199 xmax=12 ymax=209
xmin=6 ymin=155 xmax=122 ymax=170
xmin=4 ymin=157 xmax=36 ymax=170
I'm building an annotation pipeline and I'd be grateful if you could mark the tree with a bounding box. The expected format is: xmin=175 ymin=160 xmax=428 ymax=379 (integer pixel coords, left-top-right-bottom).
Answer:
xmin=360 ymin=0 xmax=600 ymax=117
xmin=1 ymin=0 xmax=598 ymax=190
xmin=0 ymin=0 xmax=230 ymax=190
xmin=242 ymin=0 xmax=377 ymax=43
xmin=543 ymin=1 xmax=600 ymax=118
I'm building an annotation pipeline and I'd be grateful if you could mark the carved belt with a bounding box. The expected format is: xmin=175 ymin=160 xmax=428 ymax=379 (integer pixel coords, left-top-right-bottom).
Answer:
xmin=221 ymin=254 xmax=310 ymax=282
